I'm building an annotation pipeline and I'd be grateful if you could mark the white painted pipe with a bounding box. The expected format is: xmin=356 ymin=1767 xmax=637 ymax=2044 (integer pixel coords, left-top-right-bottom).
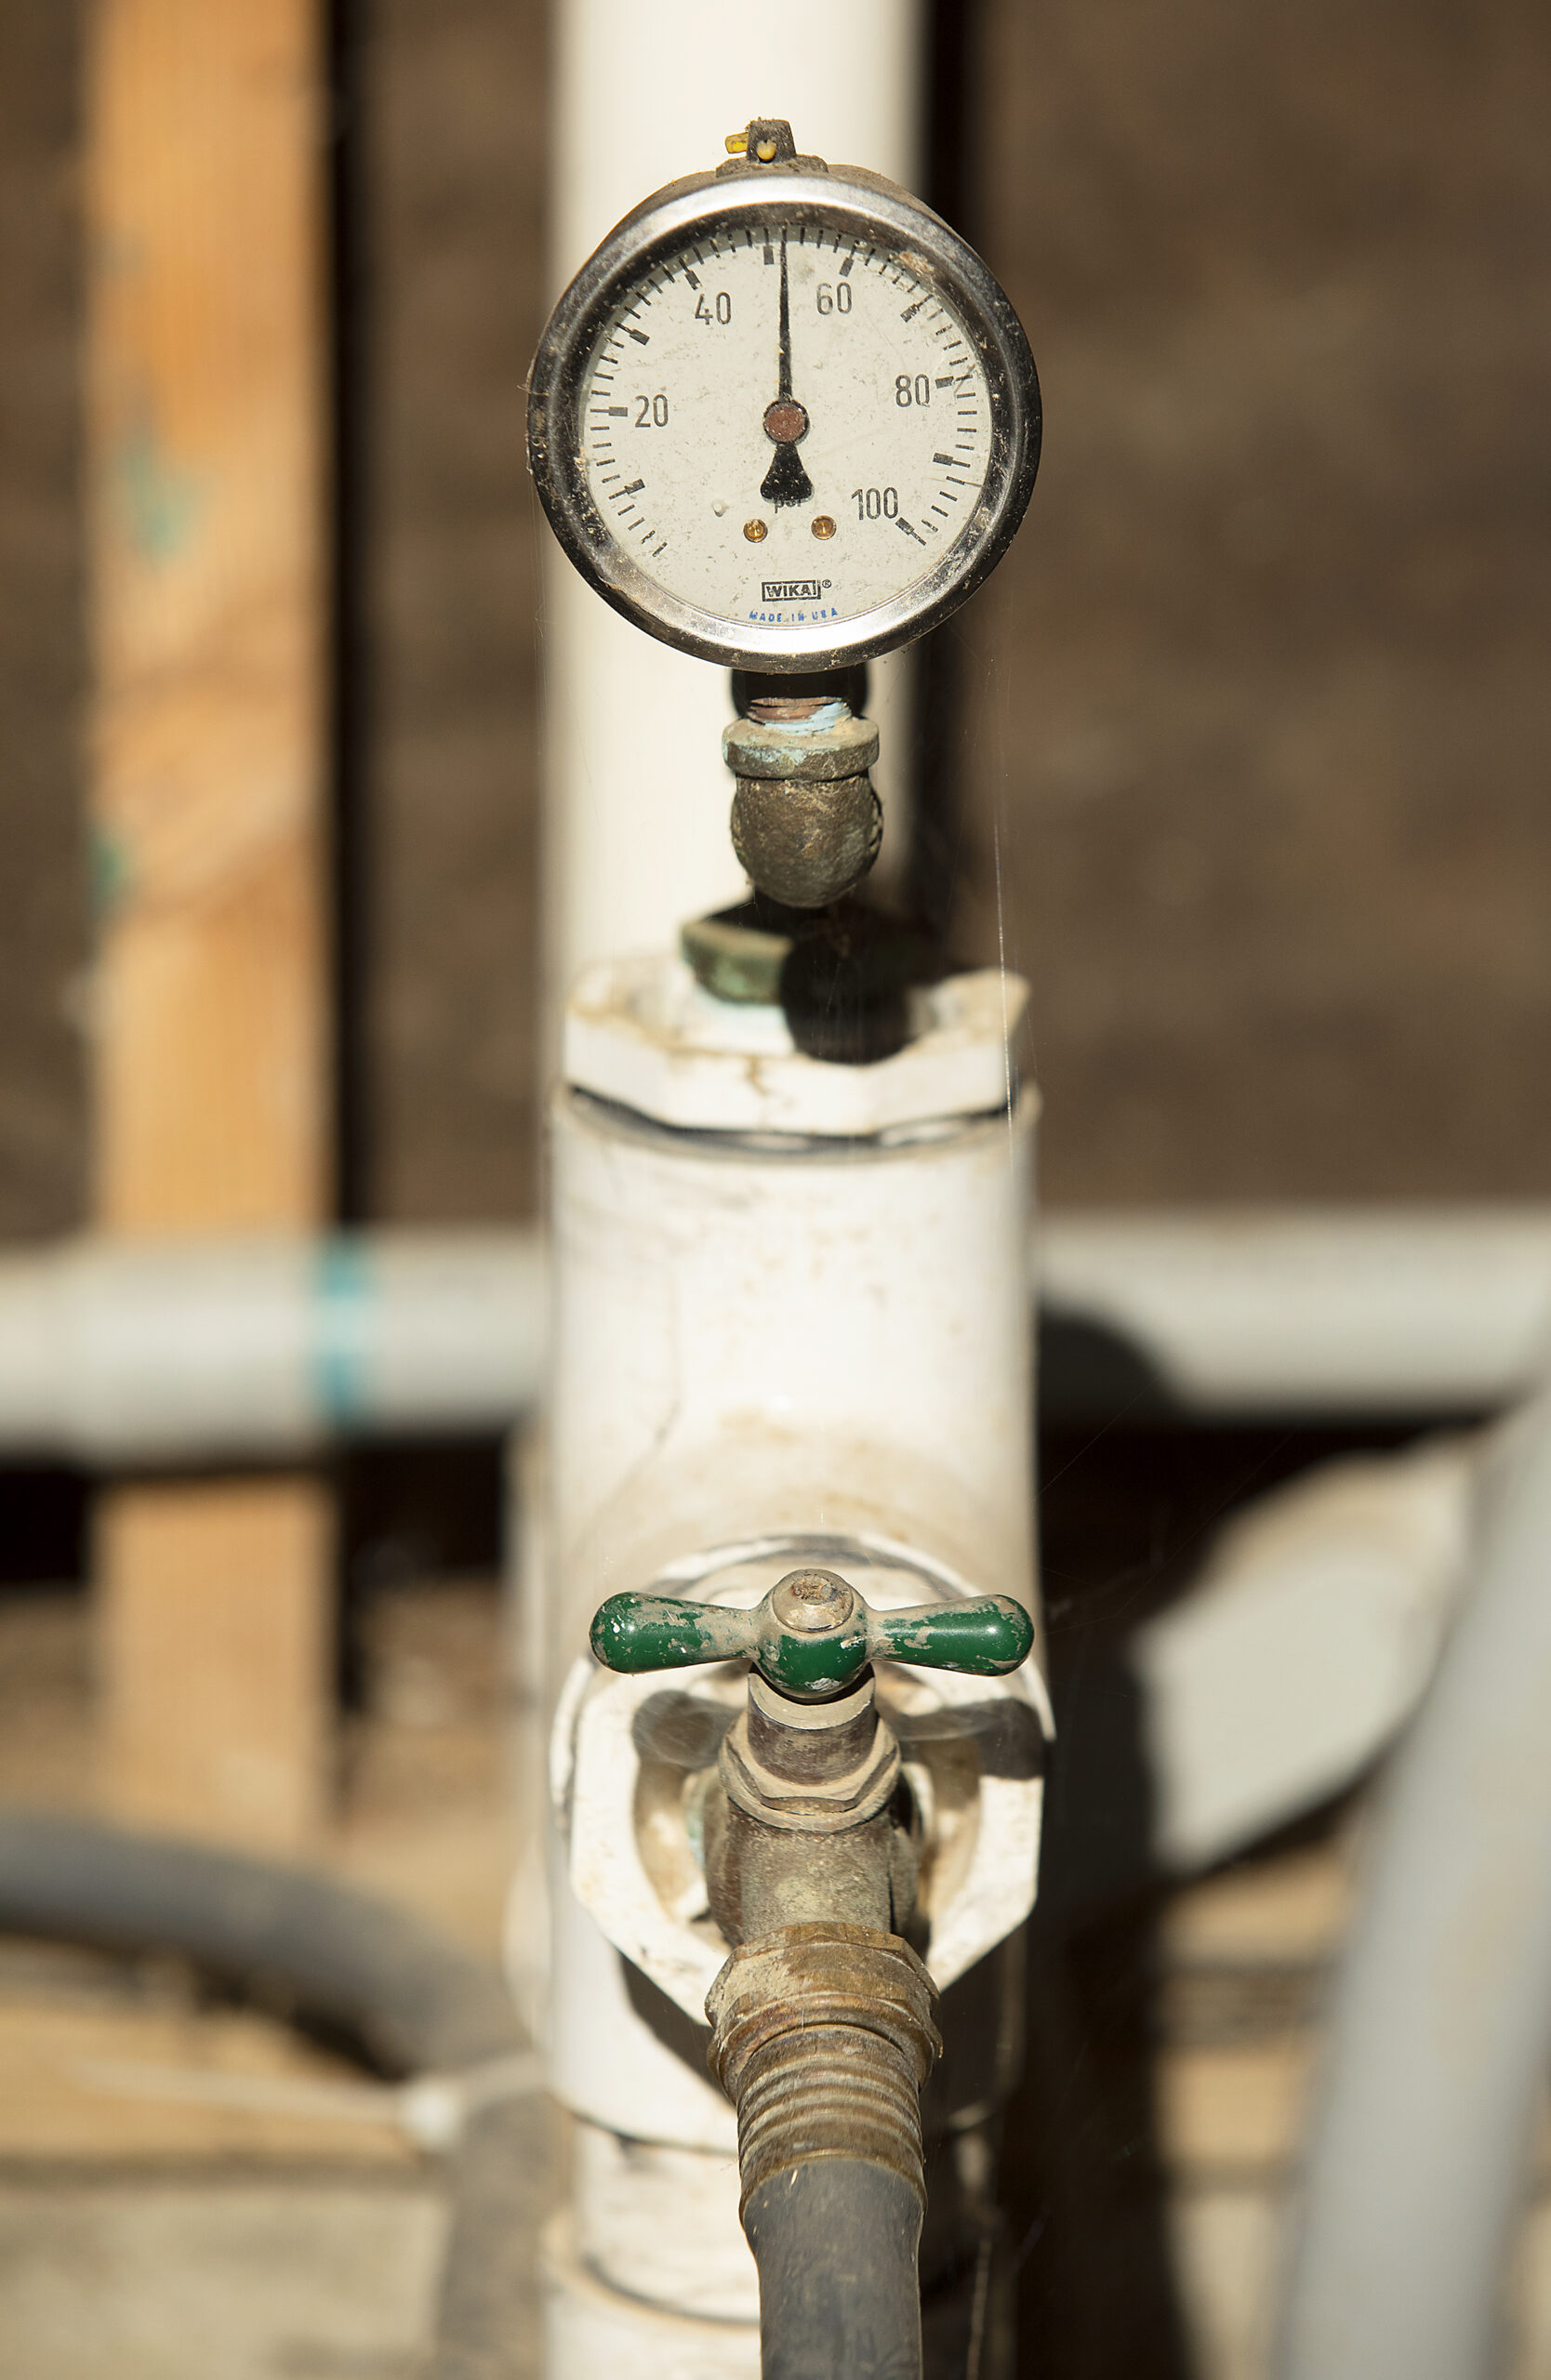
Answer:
xmin=542 ymin=0 xmax=926 ymax=1008
xmin=537 ymin=982 xmax=1040 ymax=2376
xmin=0 ymin=1231 xmax=546 ymax=1463
xmin=1038 ymin=1204 xmax=1551 ymax=1416
xmin=2 ymin=1206 xmax=1551 ymax=1463
xmin=1134 ymin=1430 xmax=1479 ymax=1872
xmin=1277 ymin=1390 xmax=1551 ymax=2380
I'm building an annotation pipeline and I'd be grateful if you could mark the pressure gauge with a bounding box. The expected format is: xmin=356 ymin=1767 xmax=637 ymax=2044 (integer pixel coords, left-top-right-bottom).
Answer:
xmin=527 ymin=121 xmax=1041 ymax=674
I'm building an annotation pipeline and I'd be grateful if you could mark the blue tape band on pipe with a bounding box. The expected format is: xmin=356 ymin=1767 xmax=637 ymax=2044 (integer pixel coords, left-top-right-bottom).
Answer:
xmin=313 ymin=1240 xmax=373 ymax=1425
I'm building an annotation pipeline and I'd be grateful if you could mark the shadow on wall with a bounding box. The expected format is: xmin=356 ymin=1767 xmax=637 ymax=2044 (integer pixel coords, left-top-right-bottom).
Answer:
xmin=1004 ymin=1416 xmax=1428 ymax=2377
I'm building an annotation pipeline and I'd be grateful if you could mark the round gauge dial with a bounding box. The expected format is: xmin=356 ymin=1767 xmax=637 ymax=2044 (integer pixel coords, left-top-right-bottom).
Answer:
xmin=528 ymin=157 xmax=1040 ymax=673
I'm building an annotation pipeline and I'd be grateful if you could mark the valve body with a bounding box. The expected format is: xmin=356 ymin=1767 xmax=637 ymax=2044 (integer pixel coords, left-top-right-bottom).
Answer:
xmin=535 ymin=969 xmax=1044 ymax=2380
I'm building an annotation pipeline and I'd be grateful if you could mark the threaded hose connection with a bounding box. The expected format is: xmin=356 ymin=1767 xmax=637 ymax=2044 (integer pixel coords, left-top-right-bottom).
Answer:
xmin=707 ymin=1921 xmax=941 ymax=2214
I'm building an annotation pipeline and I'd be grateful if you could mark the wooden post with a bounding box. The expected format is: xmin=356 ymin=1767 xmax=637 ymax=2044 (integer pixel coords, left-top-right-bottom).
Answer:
xmin=86 ymin=0 xmax=333 ymax=1846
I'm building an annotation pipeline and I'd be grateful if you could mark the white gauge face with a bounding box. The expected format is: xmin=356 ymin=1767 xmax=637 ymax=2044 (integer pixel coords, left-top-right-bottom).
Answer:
xmin=530 ymin=166 xmax=1040 ymax=669
xmin=578 ymin=224 xmax=992 ymax=643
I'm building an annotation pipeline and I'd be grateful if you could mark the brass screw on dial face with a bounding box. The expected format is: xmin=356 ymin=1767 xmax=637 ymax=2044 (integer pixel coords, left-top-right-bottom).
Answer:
xmin=812 ymin=515 xmax=837 ymax=540
xmin=743 ymin=519 xmax=769 ymax=543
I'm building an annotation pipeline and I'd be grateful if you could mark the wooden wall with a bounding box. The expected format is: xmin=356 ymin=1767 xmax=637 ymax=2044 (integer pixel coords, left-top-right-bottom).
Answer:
xmin=86 ymin=0 xmax=332 ymax=1844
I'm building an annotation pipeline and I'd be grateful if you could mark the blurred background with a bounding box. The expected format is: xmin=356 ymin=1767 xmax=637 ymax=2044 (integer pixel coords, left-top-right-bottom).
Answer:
xmin=9 ymin=0 xmax=1551 ymax=1245
xmin=0 ymin=0 xmax=1548 ymax=2374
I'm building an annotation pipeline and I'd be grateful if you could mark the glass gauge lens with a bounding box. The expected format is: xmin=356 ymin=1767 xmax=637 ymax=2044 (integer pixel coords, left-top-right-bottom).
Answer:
xmin=529 ymin=166 xmax=1040 ymax=673
xmin=584 ymin=227 xmax=988 ymax=628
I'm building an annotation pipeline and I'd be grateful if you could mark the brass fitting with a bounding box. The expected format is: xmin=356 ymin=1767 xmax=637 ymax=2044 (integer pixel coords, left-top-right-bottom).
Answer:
xmin=723 ymin=703 xmax=882 ymax=910
xmin=707 ymin=1921 xmax=942 ymax=2215
xmin=720 ymin=1670 xmax=901 ymax=1832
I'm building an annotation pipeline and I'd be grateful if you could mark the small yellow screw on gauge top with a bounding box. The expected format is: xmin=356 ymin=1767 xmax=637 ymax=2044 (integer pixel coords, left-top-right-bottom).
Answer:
xmin=724 ymin=132 xmax=748 ymax=154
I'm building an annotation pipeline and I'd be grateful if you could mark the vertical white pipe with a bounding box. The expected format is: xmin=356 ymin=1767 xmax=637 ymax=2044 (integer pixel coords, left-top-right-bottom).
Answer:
xmin=543 ymin=0 xmax=926 ymax=1002
xmin=537 ymin=27 xmax=935 ymax=2369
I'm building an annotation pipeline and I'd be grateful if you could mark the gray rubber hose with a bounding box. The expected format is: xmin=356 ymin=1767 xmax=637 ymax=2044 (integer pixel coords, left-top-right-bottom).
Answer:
xmin=0 ymin=1809 xmax=534 ymax=2379
xmin=1277 ymin=1391 xmax=1551 ymax=2380
xmin=745 ymin=2161 xmax=924 ymax=2380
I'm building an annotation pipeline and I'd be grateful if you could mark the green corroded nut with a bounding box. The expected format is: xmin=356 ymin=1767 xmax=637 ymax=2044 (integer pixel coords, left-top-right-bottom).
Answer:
xmin=589 ymin=1584 xmax=1035 ymax=1698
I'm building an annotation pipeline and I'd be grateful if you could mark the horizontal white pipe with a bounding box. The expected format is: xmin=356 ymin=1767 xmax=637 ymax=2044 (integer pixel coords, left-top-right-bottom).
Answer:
xmin=1038 ymin=1204 xmax=1551 ymax=1417
xmin=1 ymin=1206 xmax=1549 ymax=1462
xmin=0 ymin=1232 xmax=546 ymax=1463
xmin=0 ymin=1219 xmax=1509 ymax=1898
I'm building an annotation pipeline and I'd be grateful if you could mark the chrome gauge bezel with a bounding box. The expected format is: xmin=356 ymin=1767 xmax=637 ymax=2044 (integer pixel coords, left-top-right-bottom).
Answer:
xmin=527 ymin=165 xmax=1041 ymax=673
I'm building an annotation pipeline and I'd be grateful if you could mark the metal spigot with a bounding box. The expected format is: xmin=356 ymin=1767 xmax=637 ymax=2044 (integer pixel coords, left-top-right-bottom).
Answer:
xmin=590 ymin=1567 xmax=1035 ymax=2380
xmin=590 ymin=1569 xmax=1033 ymax=1943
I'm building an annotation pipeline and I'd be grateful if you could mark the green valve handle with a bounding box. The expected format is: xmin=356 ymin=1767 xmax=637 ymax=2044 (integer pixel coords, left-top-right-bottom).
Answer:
xmin=590 ymin=1567 xmax=1034 ymax=1701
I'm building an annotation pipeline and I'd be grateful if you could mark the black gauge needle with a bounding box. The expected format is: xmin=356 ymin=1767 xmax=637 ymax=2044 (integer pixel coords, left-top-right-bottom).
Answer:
xmin=761 ymin=232 xmax=814 ymax=508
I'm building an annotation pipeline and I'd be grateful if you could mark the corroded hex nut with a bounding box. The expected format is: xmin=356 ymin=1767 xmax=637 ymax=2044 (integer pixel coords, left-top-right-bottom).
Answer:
xmin=719 ymin=1687 xmax=901 ymax=1832
xmin=723 ymin=711 xmax=880 ymax=782
xmin=708 ymin=1924 xmax=941 ymax=2087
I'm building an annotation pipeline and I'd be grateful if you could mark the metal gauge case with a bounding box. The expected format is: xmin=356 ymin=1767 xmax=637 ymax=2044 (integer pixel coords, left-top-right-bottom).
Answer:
xmin=527 ymin=119 xmax=1041 ymax=674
